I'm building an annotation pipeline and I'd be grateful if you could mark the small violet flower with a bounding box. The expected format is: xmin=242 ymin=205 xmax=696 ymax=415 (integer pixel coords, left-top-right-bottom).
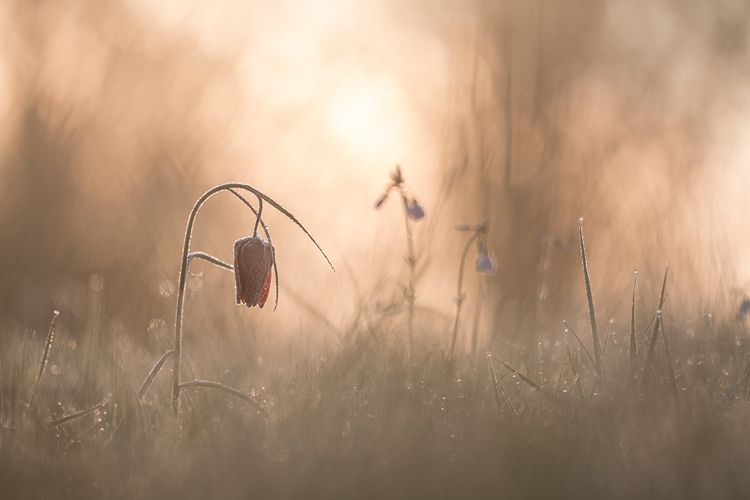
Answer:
xmin=456 ymin=217 xmax=496 ymax=275
xmin=374 ymin=164 xmax=425 ymax=221
xmin=475 ymin=241 xmax=497 ymax=274
xmin=404 ymin=197 xmax=425 ymax=220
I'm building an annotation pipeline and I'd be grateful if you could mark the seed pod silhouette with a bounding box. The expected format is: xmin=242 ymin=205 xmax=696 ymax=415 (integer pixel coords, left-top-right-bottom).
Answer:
xmin=234 ymin=236 xmax=274 ymax=308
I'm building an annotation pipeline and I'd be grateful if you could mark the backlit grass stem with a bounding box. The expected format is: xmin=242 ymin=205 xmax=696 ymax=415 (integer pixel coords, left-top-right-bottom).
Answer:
xmin=578 ymin=219 xmax=603 ymax=379
xmin=451 ymin=232 xmax=479 ymax=357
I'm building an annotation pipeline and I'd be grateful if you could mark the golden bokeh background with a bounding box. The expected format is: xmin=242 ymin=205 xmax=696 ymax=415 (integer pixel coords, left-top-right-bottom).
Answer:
xmin=2 ymin=0 xmax=750 ymax=351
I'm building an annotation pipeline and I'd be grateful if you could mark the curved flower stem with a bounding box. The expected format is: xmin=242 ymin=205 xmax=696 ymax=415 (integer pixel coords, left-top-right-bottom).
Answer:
xmin=228 ymin=188 xmax=279 ymax=310
xmin=253 ymin=196 xmax=263 ymax=237
xmin=451 ymin=233 xmax=479 ymax=357
xmin=578 ymin=219 xmax=603 ymax=380
xmin=172 ymin=183 xmax=334 ymax=415
xmin=187 ymin=252 xmax=233 ymax=272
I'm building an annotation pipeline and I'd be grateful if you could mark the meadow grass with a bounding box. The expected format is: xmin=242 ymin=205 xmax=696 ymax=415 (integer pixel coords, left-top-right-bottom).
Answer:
xmin=2 ymin=211 xmax=750 ymax=499
xmin=2 ymin=281 xmax=750 ymax=499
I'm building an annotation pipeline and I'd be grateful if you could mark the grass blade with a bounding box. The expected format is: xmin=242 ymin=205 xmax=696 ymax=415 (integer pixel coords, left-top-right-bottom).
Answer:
xmin=179 ymin=381 xmax=268 ymax=416
xmin=630 ymin=271 xmax=638 ymax=369
xmin=660 ymin=320 xmax=679 ymax=404
xmin=29 ymin=310 xmax=60 ymax=410
xmin=489 ymin=355 xmax=543 ymax=391
xmin=578 ymin=219 xmax=603 ymax=379
xmin=49 ymin=393 xmax=111 ymax=428
xmin=487 ymin=355 xmax=517 ymax=422
xmin=658 ymin=263 xmax=669 ymax=310
xmin=641 ymin=311 xmax=662 ymax=390
xmin=138 ymin=349 xmax=175 ymax=400
xmin=563 ymin=321 xmax=595 ymax=370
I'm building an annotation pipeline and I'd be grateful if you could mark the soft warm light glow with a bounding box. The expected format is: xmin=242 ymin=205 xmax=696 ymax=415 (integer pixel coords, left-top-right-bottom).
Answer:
xmin=327 ymin=77 xmax=410 ymax=158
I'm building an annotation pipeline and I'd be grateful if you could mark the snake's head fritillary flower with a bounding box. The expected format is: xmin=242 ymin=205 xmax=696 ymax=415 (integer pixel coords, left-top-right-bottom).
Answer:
xmin=234 ymin=236 xmax=274 ymax=308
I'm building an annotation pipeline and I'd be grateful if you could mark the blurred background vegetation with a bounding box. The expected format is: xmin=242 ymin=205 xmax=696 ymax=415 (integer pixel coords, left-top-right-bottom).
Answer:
xmin=1 ymin=0 xmax=750 ymax=375
xmin=4 ymin=1 xmax=750 ymax=499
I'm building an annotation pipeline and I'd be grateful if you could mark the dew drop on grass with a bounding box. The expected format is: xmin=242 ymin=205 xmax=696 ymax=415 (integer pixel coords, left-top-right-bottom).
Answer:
xmin=50 ymin=364 xmax=60 ymax=375
xmin=67 ymin=340 xmax=77 ymax=350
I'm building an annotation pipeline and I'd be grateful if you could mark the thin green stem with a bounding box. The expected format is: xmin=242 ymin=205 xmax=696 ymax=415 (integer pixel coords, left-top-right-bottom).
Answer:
xmin=253 ymin=196 xmax=263 ymax=237
xmin=138 ymin=349 xmax=175 ymax=400
xmin=630 ymin=271 xmax=638 ymax=370
xmin=48 ymin=393 xmax=111 ymax=428
xmin=187 ymin=252 xmax=233 ymax=272
xmin=642 ymin=311 xmax=662 ymax=391
xmin=401 ymin=194 xmax=416 ymax=362
xmin=179 ymin=381 xmax=267 ymax=416
xmin=578 ymin=219 xmax=603 ymax=379
xmin=451 ymin=233 xmax=479 ymax=357
xmin=562 ymin=321 xmax=596 ymax=370
xmin=29 ymin=310 xmax=60 ymax=411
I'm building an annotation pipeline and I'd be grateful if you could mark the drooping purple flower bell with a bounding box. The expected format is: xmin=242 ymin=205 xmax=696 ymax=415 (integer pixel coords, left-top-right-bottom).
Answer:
xmin=403 ymin=197 xmax=425 ymax=220
xmin=234 ymin=236 xmax=274 ymax=308
xmin=475 ymin=240 xmax=497 ymax=275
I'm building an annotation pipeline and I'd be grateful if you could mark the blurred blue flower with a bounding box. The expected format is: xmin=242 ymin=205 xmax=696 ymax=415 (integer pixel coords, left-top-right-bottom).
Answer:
xmin=456 ymin=218 xmax=497 ymax=275
xmin=404 ymin=197 xmax=425 ymax=220
xmin=374 ymin=191 xmax=389 ymax=209
xmin=738 ymin=299 xmax=750 ymax=319
xmin=455 ymin=217 xmax=492 ymax=234
xmin=476 ymin=251 xmax=497 ymax=274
